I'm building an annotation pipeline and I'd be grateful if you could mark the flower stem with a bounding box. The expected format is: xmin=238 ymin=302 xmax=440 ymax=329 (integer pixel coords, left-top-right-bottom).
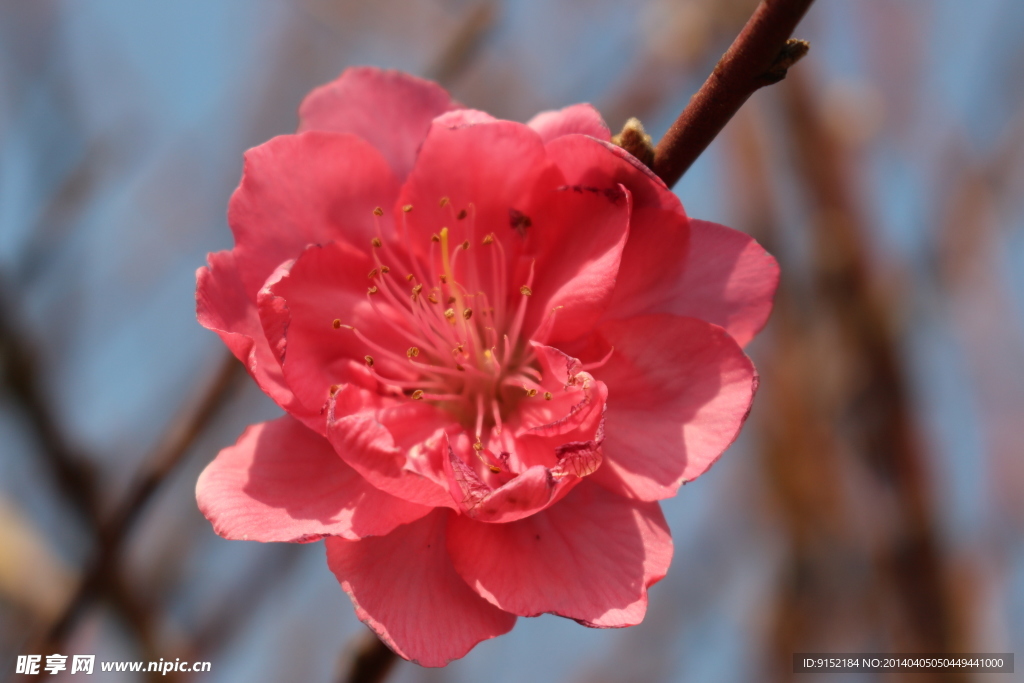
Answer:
xmin=650 ymin=0 xmax=815 ymax=188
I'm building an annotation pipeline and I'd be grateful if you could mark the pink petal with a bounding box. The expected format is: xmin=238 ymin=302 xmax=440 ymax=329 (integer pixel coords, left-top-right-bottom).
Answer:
xmin=544 ymin=133 xmax=681 ymax=211
xmin=656 ymin=219 xmax=779 ymax=348
xmin=298 ymin=66 xmax=458 ymax=179
xmin=228 ymin=131 xmax=400 ymax=297
xmin=327 ymin=385 xmax=457 ymax=509
xmin=196 ymin=250 xmax=303 ymax=416
xmin=526 ymin=103 xmax=612 ymax=143
xmin=255 ymin=241 xmax=398 ymax=420
xmin=325 ymin=511 xmax=516 ymax=667
xmin=196 ymin=416 xmax=430 ymax=542
xmin=589 ymin=314 xmax=757 ymax=500
xmin=447 ymin=481 xmax=672 ymax=627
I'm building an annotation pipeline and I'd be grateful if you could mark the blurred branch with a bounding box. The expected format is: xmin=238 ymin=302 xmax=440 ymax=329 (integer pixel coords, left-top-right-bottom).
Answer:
xmin=339 ymin=632 xmax=398 ymax=683
xmin=651 ymin=0 xmax=813 ymax=187
xmin=43 ymin=351 xmax=243 ymax=648
xmin=426 ymin=2 xmax=497 ymax=85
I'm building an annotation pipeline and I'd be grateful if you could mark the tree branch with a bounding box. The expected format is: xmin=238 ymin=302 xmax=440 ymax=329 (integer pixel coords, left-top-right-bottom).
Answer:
xmin=650 ymin=0 xmax=814 ymax=187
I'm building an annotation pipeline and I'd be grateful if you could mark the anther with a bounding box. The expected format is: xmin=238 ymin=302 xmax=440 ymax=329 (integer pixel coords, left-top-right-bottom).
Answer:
xmin=457 ymin=209 xmax=467 ymax=220
xmin=444 ymin=308 xmax=456 ymax=322
xmin=407 ymin=347 xmax=420 ymax=358
xmin=439 ymin=197 xmax=450 ymax=207
xmin=520 ymin=285 xmax=533 ymax=296
xmin=411 ymin=389 xmax=424 ymax=400
xmin=412 ymin=284 xmax=424 ymax=295
xmin=364 ymin=355 xmax=374 ymax=367
xmin=460 ymin=240 xmax=470 ymax=250
xmin=402 ymin=204 xmax=413 ymax=213
xmin=463 ymin=308 xmax=473 ymax=320
xmin=406 ymin=273 xmax=415 ymax=281
xmin=372 ymin=206 xmax=384 ymax=217
xmin=447 ymin=296 xmax=456 ymax=305
xmin=456 ymin=364 xmax=465 ymax=371
xmin=380 ymin=265 xmax=390 ymax=274
xmin=473 ymin=441 xmax=483 ymax=451
xmin=431 ymin=233 xmax=441 ymax=243
xmin=482 ymin=234 xmax=494 ymax=245
xmin=329 ymin=384 xmax=340 ymax=396
xmin=427 ymin=293 xmax=439 ymax=304
xmin=368 ymin=268 xmax=379 ymax=279
xmin=525 ymin=388 xmax=538 ymax=397
xmin=371 ymin=237 xmax=382 ymax=248
xmin=367 ymin=285 xmax=379 ymax=295
xmin=544 ymin=392 xmax=553 ymax=400
xmin=439 ymin=274 xmax=447 ymax=284
xmin=332 ymin=319 xmax=342 ymax=329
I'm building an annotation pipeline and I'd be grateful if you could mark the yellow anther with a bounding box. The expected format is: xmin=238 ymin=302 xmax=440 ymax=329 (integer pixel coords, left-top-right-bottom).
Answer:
xmin=457 ymin=209 xmax=467 ymax=220
xmin=367 ymin=286 xmax=378 ymax=295
xmin=431 ymin=233 xmax=441 ymax=243
xmin=427 ymin=293 xmax=438 ymax=304
xmin=482 ymin=234 xmax=494 ymax=245
xmin=406 ymin=273 xmax=415 ymax=281
xmin=544 ymin=392 xmax=553 ymax=400
xmin=463 ymin=308 xmax=473 ymax=320
xmin=460 ymin=240 xmax=470 ymax=250
xmin=368 ymin=268 xmax=379 ymax=279
xmin=525 ymin=387 xmax=538 ymax=397
xmin=372 ymin=206 xmax=384 ymax=217
xmin=332 ymin=319 xmax=342 ymax=329
xmin=380 ymin=265 xmax=390 ymax=273
xmin=439 ymin=274 xmax=447 ymax=284
xmin=453 ymin=343 xmax=464 ymax=354
xmin=520 ymin=285 xmax=533 ymax=296
xmin=447 ymin=296 xmax=456 ymax=305
xmin=487 ymin=464 xmax=501 ymax=474
xmin=473 ymin=441 xmax=484 ymax=451
xmin=407 ymin=347 xmax=420 ymax=358
xmin=402 ymin=204 xmax=413 ymax=213
xmin=411 ymin=389 xmax=424 ymax=400
xmin=329 ymin=384 xmax=340 ymax=396
xmin=439 ymin=197 xmax=450 ymax=207
xmin=371 ymin=237 xmax=382 ymax=248
xmin=364 ymin=355 xmax=374 ymax=367
xmin=411 ymin=284 xmax=423 ymax=300
xmin=444 ymin=308 xmax=456 ymax=322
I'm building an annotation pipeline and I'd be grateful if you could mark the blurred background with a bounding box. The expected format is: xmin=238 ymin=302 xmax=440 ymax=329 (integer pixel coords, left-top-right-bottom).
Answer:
xmin=2 ymin=0 xmax=1023 ymax=681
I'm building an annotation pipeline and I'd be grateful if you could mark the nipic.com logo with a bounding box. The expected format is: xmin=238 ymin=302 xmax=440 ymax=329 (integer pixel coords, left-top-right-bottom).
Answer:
xmin=15 ymin=655 xmax=211 ymax=675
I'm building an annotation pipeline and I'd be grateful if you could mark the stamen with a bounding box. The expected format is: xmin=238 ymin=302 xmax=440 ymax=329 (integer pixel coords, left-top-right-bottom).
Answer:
xmin=525 ymin=387 xmax=538 ymax=397
xmin=463 ymin=308 xmax=473 ymax=320
xmin=371 ymin=237 xmax=382 ymax=248
xmin=406 ymin=273 xmax=415 ymax=281
xmin=444 ymin=308 xmax=456 ymax=322
xmin=460 ymin=240 xmax=470 ymax=250
xmin=482 ymin=233 xmax=494 ymax=245
xmin=580 ymin=346 xmax=616 ymax=371
xmin=431 ymin=233 xmax=441 ymax=243
xmin=407 ymin=347 xmax=420 ymax=358
xmin=457 ymin=209 xmax=467 ymax=220
xmin=373 ymin=206 xmax=384 ymax=217
xmin=381 ymin=266 xmax=390 ymax=274
xmin=412 ymin=390 xmax=424 ymax=400
xmin=403 ymin=204 xmax=413 ymax=213
xmin=367 ymin=285 xmax=379 ymax=295
xmin=439 ymin=197 xmax=450 ymax=207
xmin=332 ymin=319 xmax=342 ymax=329
xmin=427 ymin=293 xmax=439 ymax=304
xmin=520 ymin=285 xmax=532 ymax=296
xmin=544 ymin=392 xmax=553 ymax=400
xmin=329 ymin=384 xmax=340 ymax=396
xmin=368 ymin=268 xmax=378 ymax=279
xmin=364 ymin=355 xmax=374 ymax=366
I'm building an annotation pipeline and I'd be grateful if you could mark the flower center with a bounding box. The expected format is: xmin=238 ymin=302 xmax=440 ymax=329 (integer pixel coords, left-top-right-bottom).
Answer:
xmin=339 ymin=201 xmax=548 ymax=451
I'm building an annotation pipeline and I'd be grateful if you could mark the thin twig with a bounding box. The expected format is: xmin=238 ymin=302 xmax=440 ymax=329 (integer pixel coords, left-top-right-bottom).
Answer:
xmin=43 ymin=351 xmax=243 ymax=647
xmin=339 ymin=632 xmax=398 ymax=683
xmin=650 ymin=0 xmax=814 ymax=187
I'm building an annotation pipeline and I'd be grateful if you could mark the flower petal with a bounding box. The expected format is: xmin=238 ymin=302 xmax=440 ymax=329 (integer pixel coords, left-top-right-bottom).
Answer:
xmin=589 ymin=314 xmax=757 ymax=500
xmin=196 ymin=250 xmax=303 ymax=416
xmin=228 ymin=131 xmax=400 ymax=297
xmin=526 ymin=103 xmax=611 ymax=143
xmin=196 ymin=416 xmax=430 ymax=542
xmin=326 ymin=511 xmax=516 ymax=667
xmin=327 ymin=385 xmax=457 ymax=509
xmin=447 ymin=481 xmax=672 ymax=626
xmin=298 ymin=66 xmax=458 ymax=179
xmin=654 ymin=219 xmax=779 ymax=348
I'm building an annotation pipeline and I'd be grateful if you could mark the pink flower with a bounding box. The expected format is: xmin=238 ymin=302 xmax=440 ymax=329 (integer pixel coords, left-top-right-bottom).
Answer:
xmin=195 ymin=67 xmax=778 ymax=666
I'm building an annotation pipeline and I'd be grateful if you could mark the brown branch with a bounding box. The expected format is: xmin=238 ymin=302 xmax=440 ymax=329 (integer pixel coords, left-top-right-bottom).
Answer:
xmin=339 ymin=632 xmax=398 ymax=683
xmin=650 ymin=0 xmax=814 ymax=187
xmin=43 ymin=351 xmax=243 ymax=647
